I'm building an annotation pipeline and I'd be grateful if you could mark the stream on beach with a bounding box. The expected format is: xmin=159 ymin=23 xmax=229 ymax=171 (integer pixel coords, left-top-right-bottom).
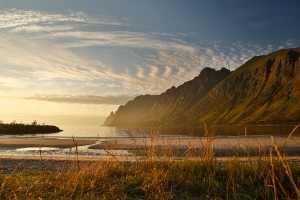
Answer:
xmin=0 ymin=125 xmax=300 ymax=158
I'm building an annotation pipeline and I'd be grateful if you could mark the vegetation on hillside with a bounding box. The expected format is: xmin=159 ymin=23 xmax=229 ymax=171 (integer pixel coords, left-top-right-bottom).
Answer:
xmin=187 ymin=47 xmax=300 ymax=125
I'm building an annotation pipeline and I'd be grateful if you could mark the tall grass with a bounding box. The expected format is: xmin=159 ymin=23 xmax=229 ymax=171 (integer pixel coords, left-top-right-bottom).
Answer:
xmin=0 ymin=126 xmax=300 ymax=199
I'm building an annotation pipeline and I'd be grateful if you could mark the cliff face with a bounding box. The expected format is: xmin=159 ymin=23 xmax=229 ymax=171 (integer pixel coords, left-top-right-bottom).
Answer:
xmin=185 ymin=47 xmax=300 ymax=125
xmin=106 ymin=95 xmax=159 ymax=126
xmin=137 ymin=67 xmax=231 ymax=125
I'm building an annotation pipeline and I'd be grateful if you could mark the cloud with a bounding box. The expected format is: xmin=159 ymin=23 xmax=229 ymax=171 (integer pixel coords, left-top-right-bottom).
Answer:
xmin=136 ymin=66 xmax=145 ymax=78
xmin=149 ymin=65 xmax=159 ymax=77
xmin=43 ymin=31 xmax=198 ymax=54
xmin=0 ymin=8 xmax=203 ymax=95
xmin=283 ymin=39 xmax=294 ymax=47
xmin=11 ymin=25 xmax=75 ymax=33
xmin=106 ymin=83 xmax=121 ymax=88
xmin=163 ymin=66 xmax=172 ymax=77
xmin=25 ymin=94 xmax=136 ymax=105
xmin=0 ymin=9 xmax=123 ymax=30
xmin=0 ymin=31 xmax=122 ymax=82
xmin=0 ymin=76 xmax=31 ymax=89
xmin=0 ymin=9 xmax=197 ymax=54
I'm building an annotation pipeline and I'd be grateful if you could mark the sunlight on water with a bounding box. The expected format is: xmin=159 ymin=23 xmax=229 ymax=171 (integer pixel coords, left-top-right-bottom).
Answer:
xmin=3 ymin=144 xmax=132 ymax=157
xmin=16 ymin=147 xmax=60 ymax=151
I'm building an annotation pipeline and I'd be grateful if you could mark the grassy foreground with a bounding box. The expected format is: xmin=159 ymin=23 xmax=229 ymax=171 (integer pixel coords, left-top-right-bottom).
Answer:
xmin=0 ymin=128 xmax=300 ymax=199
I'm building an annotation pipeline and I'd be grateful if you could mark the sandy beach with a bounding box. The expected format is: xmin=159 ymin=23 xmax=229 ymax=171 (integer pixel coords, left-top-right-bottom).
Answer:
xmin=0 ymin=137 xmax=97 ymax=148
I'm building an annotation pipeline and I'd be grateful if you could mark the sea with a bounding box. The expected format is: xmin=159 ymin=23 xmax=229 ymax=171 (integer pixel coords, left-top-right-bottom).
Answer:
xmin=0 ymin=125 xmax=299 ymax=158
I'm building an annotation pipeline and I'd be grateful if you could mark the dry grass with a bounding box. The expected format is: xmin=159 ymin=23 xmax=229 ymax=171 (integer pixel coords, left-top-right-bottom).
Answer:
xmin=0 ymin=126 xmax=300 ymax=199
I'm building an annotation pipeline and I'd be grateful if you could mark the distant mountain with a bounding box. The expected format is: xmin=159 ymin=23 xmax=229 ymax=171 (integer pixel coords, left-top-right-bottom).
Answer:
xmin=103 ymin=95 xmax=159 ymax=126
xmin=103 ymin=47 xmax=300 ymax=126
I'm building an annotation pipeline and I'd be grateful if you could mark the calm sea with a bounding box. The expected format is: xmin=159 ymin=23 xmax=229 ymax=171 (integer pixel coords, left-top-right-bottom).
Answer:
xmin=19 ymin=125 xmax=300 ymax=139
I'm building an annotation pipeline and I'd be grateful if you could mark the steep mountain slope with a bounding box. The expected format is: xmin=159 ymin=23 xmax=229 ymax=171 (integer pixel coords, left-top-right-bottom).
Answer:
xmin=104 ymin=95 xmax=159 ymax=126
xmin=137 ymin=67 xmax=231 ymax=125
xmin=185 ymin=47 xmax=300 ymax=125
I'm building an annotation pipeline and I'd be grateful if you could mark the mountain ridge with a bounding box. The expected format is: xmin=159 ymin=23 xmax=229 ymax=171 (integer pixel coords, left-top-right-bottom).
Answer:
xmin=185 ymin=47 xmax=300 ymax=125
xmin=103 ymin=46 xmax=300 ymax=126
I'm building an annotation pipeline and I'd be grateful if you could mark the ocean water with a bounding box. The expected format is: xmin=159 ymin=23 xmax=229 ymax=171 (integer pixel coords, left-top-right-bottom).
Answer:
xmin=49 ymin=125 xmax=300 ymax=138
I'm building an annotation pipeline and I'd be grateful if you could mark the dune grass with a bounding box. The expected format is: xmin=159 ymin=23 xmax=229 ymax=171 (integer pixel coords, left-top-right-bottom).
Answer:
xmin=0 ymin=127 xmax=300 ymax=199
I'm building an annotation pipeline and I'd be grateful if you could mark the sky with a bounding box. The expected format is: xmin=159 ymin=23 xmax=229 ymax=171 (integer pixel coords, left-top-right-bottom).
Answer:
xmin=0 ymin=0 xmax=299 ymax=126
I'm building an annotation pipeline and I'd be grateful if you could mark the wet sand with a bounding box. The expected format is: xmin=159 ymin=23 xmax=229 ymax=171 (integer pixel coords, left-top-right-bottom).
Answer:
xmin=92 ymin=135 xmax=300 ymax=150
xmin=0 ymin=137 xmax=97 ymax=148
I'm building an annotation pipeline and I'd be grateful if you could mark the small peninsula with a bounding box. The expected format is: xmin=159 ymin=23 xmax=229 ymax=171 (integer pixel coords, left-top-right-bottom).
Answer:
xmin=0 ymin=121 xmax=62 ymax=135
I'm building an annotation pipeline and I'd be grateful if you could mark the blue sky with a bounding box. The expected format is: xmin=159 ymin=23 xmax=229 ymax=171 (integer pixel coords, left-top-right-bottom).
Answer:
xmin=0 ymin=0 xmax=299 ymax=125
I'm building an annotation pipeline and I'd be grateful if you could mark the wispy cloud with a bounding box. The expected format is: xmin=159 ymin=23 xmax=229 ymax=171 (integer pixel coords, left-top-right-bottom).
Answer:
xmin=42 ymin=31 xmax=198 ymax=54
xmin=136 ymin=66 xmax=145 ymax=78
xmin=0 ymin=31 xmax=122 ymax=82
xmin=11 ymin=25 xmax=75 ymax=33
xmin=0 ymin=8 xmax=204 ymax=94
xmin=0 ymin=9 xmax=196 ymax=53
xmin=25 ymin=94 xmax=136 ymax=105
xmin=163 ymin=66 xmax=172 ymax=77
xmin=149 ymin=65 xmax=159 ymax=77
xmin=0 ymin=9 xmax=123 ymax=30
